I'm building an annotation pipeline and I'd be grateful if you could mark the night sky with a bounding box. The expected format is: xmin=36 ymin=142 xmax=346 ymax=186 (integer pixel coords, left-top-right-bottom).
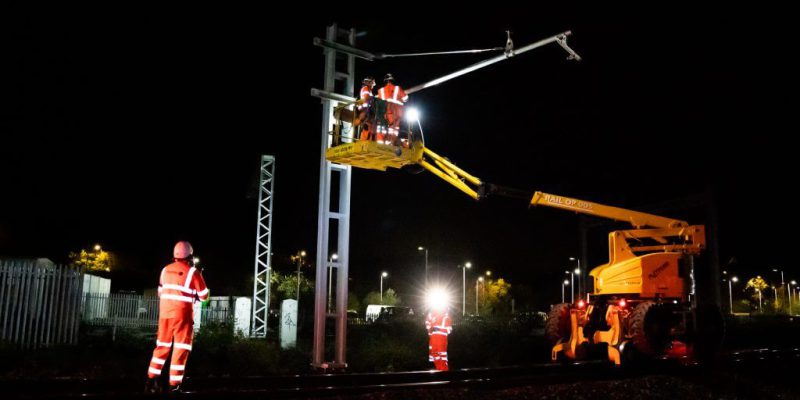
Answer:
xmin=4 ymin=5 xmax=796 ymax=309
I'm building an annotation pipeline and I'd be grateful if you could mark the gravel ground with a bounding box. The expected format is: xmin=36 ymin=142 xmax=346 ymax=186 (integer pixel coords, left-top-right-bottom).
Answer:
xmin=308 ymin=373 xmax=799 ymax=400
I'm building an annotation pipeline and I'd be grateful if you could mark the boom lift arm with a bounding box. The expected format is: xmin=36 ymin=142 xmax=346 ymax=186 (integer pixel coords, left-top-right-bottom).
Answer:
xmin=418 ymin=148 xmax=705 ymax=259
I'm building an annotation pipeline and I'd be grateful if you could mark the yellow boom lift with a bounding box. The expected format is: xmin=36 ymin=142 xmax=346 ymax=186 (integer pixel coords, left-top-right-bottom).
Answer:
xmin=321 ymin=30 xmax=720 ymax=365
xmin=326 ymin=109 xmax=721 ymax=365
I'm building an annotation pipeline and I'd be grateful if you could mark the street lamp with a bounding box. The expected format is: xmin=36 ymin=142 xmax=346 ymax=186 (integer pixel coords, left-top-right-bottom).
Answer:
xmin=772 ymin=286 xmax=778 ymax=311
xmin=789 ymin=280 xmax=796 ymax=313
xmin=458 ymin=262 xmax=472 ymax=316
xmin=418 ymin=246 xmax=429 ymax=286
xmin=562 ymin=279 xmax=570 ymax=304
xmin=476 ymin=277 xmax=484 ymax=315
xmin=772 ymin=268 xmax=785 ymax=285
xmin=756 ymin=288 xmax=762 ymax=312
xmin=565 ymin=270 xmax=574 ymax=303
xmin=570 ymin=257 xmax=582 ymax=297
xmin=380 ymin=272 xmax=388 ymax=303
xmin=728 ymin=276 xmax=738 ymax=315
xmin=293 ymin=250 xmax=307 ymax=302
xmin=94 ymin=244 xmax=102 ymax=251
xmin=193 ymin=257 xmax=200 ymax=266
xmin=328 ymin=253 xmax=338 ymax=313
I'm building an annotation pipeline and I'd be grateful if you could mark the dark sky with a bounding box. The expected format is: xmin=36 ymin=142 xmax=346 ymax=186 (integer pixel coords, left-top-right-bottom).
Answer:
xmin=3 ymin=5 xmax=797 ymax=308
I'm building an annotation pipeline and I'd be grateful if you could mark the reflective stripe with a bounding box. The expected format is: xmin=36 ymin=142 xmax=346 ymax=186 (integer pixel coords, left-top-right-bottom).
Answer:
xmin=174 ymin=342 xmax=193 ymax=351
xmin=431 ymin=331 xmax=448 ymax=336
xmin=149 ymin=367 xmax=162 ymax=375
xmin=162 ymin=283 xmax=194 ymax=294
xmin=169 ymin=375 xmax=184 ymax=382
xmin=161 ymin=294 xmax=194 ymax=303
xmin=379 ymin=88 xmax=384 ymax=98
xmin=385 ymin=98 xmax=404 ymax=105
xmin=401 ymin=95 xmax=409 ymax=102
xmin=197 ymin=288 xmax=209 ymax=297
xmin=184 ymin=267 xmax=197 ymax=288
xmin=151 ymin=357 xmax=166 ymax=365
xmin=157 ymin=340 xmax=172 ymax=347
xmin=392 ymin=86 xmax=399 ymax=100
xmin=170 ymin=365 xmax=186 ymax=371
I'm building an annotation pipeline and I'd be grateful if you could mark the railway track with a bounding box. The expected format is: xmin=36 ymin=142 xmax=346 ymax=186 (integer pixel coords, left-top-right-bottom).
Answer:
xmin=4 ymin=347 xmax=799 ymax=399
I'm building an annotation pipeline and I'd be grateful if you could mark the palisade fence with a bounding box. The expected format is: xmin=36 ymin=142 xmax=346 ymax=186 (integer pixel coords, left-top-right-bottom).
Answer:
xmin=82 ymin=293 xmax=159 ymax=329
xmin=2 ymin=260 xmax=249 ymax=349
xmin=0 ymin=261 xmax=83 ymax=349
xmin=81 ymin=295 xmax=233 ymax=330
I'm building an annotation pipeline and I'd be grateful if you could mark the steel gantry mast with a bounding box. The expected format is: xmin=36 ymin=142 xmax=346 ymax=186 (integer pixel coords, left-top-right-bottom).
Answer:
xmin=251 ymin=155 xmax=275 ymax=338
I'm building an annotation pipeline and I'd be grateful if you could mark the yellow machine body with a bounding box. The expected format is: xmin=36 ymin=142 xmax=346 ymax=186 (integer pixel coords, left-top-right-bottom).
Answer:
xmin=325 ymin=140 xmax=423 ymax=171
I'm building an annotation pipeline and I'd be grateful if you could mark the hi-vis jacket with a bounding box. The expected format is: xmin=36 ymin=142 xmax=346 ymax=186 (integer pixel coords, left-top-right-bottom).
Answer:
xmin=157 ymin=261 xmax=209 ymax=319
xmin=358 ymin=85 xmax=373 ymax=110
xmin=377 ymin=83 xmax=408 ymax=106
xmin=426 ymin=311 xmax=452 ymax=336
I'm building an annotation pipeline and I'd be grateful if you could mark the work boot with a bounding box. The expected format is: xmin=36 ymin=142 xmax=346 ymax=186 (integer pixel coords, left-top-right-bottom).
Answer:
xmin=144 ymin=377 xmax=161 ymax=394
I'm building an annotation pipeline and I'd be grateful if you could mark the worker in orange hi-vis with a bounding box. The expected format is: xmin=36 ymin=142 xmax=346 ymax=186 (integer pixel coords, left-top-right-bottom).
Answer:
xmin=357 ymin=76 xmax=376 ymax=141
xmin=425 ymin=290 xmax=453 ymax=371
xmin=377 ymin=73 xmax=408 ymax=145
xmin=144 ymin=241 xmax=210 ymax=394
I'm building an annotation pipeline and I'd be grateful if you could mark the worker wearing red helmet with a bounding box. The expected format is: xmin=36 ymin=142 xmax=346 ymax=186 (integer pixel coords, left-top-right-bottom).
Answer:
xmin=377 ymin=73 xmax=408 ymax=145
xmin=425 ymin=290 xmax=452 ymax=371
xmin=358 ymin=76 xmax=376 ymax=141
xmin=145 ymin=241 xmax=210 ymax=393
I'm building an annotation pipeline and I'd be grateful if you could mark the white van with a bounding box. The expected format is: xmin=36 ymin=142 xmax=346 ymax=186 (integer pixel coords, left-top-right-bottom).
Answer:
xmin=365 ymin=304 xmax=388 ymax=323
xmin=365 ymin=304 xmax=414 ymax=323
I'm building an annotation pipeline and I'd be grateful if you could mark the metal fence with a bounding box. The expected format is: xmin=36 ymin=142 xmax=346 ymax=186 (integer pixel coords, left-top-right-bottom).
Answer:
xmin=82 ymin=293 xmax=159 ymax=329
xmin=82 ymin=294 xmax=235 ymax=330
xmin=0 ymin=261 xmax=84 ymax=349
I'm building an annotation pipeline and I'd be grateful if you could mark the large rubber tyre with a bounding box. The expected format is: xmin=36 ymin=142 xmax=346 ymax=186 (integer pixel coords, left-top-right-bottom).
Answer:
xmin=545 ymin=303 xmax=571 ymax=345
xmin=629 ymin=301 xmax=672 ymax=356
xmin=691 ymin=304 xmax=725 ymax=363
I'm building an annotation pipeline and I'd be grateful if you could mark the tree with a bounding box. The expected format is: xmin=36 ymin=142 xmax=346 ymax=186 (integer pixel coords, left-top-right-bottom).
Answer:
xmin=364 ymin=288 xmax=400 ymax=306
xmin=68 ymin=248 xmax=114 ymax=273
xmin=274 ymin=272 xmax=314 ymax=301
xmin=348 ymin=291 xmax=361 ymax=313
xmin=481 ymin=278 xmax=512 ymax=316
xmin=745 ymin=276 xmax=768 ymax=310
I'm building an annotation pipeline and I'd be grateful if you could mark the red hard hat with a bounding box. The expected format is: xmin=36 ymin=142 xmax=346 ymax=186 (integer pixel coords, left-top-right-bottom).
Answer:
xmin=173 ymin=241 xmax=193 ymax=259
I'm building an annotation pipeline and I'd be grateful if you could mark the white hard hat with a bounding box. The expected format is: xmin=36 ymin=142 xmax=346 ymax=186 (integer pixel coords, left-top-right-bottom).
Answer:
xmin=173 ymin=241 xmax=193 ymax=259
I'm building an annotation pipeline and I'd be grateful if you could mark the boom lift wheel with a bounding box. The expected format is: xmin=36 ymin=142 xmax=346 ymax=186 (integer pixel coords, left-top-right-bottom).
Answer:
xmin=629 ymin=301 xmax=672 ymax=357
xmin=546 ymin=303 xmax=571 ymax=345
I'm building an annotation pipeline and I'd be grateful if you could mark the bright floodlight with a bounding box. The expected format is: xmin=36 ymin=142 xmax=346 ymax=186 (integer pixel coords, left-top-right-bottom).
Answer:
xmin=405 ymin=107 xmax=420 ymax=122
xmin=465 ymin=262 xmax=472 ymax=269
xmin=425 ymin=287 xmax=451 ymax=311
xmin=731 ymin=276 xmax=739 ymax=282
xmin=382 ymin=272 xmax=388 ymax=278
xmin=792 ymin=280 xmax=797 ymax=285
xmin=193 ymin=257 xmax=200 ymax=264
xmin=331 ymin=253 xmax=338 ymax=261
xmin=574 ymin=268 xmax=581 ymax=275
xmin=300 ymin=250 xmax=306 ymax=257
xmin=94 ymin=244 xmax=102 ymax=251
xmin=563 ymin=280 xmax=570 ymax=285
